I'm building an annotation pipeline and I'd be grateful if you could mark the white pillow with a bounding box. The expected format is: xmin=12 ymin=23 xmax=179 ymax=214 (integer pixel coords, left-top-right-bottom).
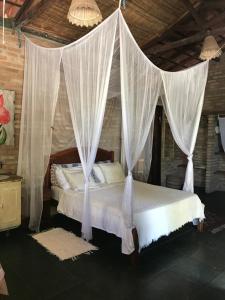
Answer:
xmin=98 ymin=162 xmax=125 ymax=184
xmin=55 ymin=167 xmax=70 ymax=190
xmin=50 ymin=164 xmax=81 ymax=188
xmin=63 ymin=169 xmax=97 ymax=190
xmin=92 ymin=164 xmax=106 ymax=184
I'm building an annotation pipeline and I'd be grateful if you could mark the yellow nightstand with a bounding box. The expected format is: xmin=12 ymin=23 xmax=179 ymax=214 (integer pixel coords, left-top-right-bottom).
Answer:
xmin=0 ymin=175 xmax=22 ymax=232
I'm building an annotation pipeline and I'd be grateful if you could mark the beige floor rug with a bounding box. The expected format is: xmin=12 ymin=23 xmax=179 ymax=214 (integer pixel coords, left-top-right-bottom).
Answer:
xmin=32 ymin=228 xmax=98 ymax=261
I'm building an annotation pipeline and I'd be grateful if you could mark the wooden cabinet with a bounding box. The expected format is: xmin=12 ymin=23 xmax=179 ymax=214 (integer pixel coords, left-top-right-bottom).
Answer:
xmin=0 ymin=176 xmax=22 ymax=232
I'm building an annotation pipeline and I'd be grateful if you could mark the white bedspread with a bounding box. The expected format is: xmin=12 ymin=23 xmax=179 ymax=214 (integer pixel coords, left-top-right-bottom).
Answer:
xmin=57 ymin=181 xmax=205 ymax=254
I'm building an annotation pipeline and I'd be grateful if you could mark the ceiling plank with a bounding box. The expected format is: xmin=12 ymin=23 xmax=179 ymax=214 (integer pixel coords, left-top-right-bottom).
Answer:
xmin=182 ymin=0 xmax=206 ymax=30
xmin=15 ymin=0 xmax=52 ymax=28
xmin=141 ymin=1 xmax=203 ymax=51
xmin=147 ymin=26 xmax=225 ymax=54
xmin=13 ymin=0 xmax=33 ymax=26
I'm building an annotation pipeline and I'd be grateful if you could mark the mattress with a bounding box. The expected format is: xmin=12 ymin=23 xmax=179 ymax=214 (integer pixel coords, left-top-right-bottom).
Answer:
xmin=51 ymin=185 xmax=63 ymax=202
xmin=56 ymin=181 xmax=205 ymax=255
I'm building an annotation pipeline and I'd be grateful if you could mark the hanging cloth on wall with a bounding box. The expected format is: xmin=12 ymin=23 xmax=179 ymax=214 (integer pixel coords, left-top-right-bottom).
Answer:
xmin=219 ymin=117 xmax=225 ymax=152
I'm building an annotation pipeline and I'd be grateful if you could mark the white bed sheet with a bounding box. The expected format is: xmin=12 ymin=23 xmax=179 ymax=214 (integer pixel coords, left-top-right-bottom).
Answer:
xmin=56 ymin=181 xmax=205 ymax=254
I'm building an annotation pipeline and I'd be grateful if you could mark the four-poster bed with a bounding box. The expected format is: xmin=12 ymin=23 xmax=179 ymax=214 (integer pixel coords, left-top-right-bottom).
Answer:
xmin=17 ymin=9 xmax=208 ymax=257
xmin=43 ymin=147 xmax=205 ymax=258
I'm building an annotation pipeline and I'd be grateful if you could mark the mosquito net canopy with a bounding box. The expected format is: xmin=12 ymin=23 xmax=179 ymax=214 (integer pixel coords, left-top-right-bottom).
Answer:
xmin=17 ymin=9 xmax=209 ymax=254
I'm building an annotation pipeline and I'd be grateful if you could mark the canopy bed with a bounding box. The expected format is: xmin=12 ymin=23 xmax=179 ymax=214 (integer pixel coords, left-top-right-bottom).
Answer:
xmin=17 ymin=7 xmax=209 ymax=256
xmin=43 ymin=147 xmax=205 ymax=256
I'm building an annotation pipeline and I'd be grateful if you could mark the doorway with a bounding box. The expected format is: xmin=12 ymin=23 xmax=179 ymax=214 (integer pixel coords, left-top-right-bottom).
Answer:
xmin=148 ymin=105 xmax=163 ymax=185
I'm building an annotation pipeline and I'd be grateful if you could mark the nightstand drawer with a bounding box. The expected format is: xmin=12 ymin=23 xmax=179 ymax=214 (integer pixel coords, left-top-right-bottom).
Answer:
xmin=0 ymin=179 xmax=21 ymax=231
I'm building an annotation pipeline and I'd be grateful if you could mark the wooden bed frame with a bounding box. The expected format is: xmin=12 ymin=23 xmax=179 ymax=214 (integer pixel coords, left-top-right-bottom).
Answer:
xmin=43 ymin=147 xmax=139 ymax=263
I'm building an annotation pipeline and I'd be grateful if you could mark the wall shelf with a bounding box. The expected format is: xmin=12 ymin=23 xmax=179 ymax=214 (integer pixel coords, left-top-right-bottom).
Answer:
xmin=195 ymin=166 xmax=206 ymax=170
xmin=177 ymin=164 xmax=206 ymax=170
xmin=215 ymin=152 xmax=225 ymax=155
xmin=214 ymin=170 xmax=225 ymax=175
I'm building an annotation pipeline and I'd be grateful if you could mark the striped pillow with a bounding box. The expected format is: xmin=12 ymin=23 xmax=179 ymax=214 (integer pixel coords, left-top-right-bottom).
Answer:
xmin=51 ymin=163 xmax=81 ymax=187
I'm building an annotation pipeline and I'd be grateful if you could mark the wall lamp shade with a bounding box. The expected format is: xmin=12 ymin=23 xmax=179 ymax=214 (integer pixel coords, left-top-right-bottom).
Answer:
xmin=67 ymin=0 xmax=103 ymax=27
xmin=200 ymin=35 xmax=222 ymax=60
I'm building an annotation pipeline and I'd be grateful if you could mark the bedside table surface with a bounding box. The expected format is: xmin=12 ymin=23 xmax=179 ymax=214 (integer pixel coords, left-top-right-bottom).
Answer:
xmin=0 ymin=175 xmax=23 ymax=183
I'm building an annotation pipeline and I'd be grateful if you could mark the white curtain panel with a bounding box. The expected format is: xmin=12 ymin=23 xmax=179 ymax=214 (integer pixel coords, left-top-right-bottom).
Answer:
xmin=119 ymin=12 xmax=162 ymax=233
xmin=62 ymin=11 xmax=118 ymax=240
xmin=133 ymin=122 xmax=154 ymax=182
xmin=51 ymin=68 xmax=76 ymax=154
xmin=161 ymin=61 xmax=209 ymax=193
xmin=107 ymin=32 xmax=120 ymax=100
xmin=219 ymin=117 xmax=225 ymax=152
xmin=17 ymin=38 xmax=62 ymax=231
xmin=143 ymin=121 xmax=154 ymax=181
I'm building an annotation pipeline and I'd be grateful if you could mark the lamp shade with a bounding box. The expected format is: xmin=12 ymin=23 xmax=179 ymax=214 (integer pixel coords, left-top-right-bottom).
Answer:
xmin=200 ymin=35 xmax=222 ymax=60
xmin=67 ymin=0 xmax=102 ymax=27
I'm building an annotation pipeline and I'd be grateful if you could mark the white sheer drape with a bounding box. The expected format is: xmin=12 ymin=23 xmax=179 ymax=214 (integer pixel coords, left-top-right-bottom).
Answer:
xmin=161 ymin=62 xmax=209 ymax=192
xmin=133 ymin=123 xmax=154 ymax=182
xmin=62 ymin=11 xmax=118 ymax=240
xmin=51 ymin=69 xmax=75 ymax=153
xmin=119 ymin=12 xmax=162 ymax=233
xmin=17 ymin=38 xmax=62 ymax=230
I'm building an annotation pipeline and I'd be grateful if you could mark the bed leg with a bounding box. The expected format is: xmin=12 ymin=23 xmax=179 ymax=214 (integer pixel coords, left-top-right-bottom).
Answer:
xmin=130 ymin=228 xmax=139 ymax=265
xmin=197 ymin=220 xmax=204 ymax=233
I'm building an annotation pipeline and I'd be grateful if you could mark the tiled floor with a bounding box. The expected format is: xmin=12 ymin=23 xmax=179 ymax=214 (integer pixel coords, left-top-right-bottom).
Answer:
xmin=0 ymin=189 xmax=225 ymax=300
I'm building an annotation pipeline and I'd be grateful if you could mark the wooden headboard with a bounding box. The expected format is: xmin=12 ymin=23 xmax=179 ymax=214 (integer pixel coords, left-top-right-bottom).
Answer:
xmin=44 ymin=148 xmax=114 ymax=191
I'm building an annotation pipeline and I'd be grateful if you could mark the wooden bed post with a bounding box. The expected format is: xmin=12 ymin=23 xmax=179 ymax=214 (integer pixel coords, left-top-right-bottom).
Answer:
xmin=197 ymin=220 xmax=204 ymax=232
xmin=130 ymin=228 xmax=139 ymax=265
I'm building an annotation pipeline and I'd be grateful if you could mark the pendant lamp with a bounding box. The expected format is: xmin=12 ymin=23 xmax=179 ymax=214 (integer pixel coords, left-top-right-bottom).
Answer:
xmin=200 ymin=34 xmax=222 ymax=61
xmin=67 ymin=0 xmax=102 ymax=27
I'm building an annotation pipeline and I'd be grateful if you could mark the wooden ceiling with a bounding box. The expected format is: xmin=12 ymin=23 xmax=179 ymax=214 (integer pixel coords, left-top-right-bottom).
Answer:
xmin=1 ymin=0 xmax=225 ymax=70
xmin=0 ymin=0 xmax=25 ymax=18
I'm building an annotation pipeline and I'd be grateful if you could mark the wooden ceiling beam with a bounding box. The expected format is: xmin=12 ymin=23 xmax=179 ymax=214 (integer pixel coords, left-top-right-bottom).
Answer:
xmin=142 ymin=1 xmax=203 ymax=51
xmin=21 ymin=26 xmax=72 ymax=45
xmin=182 ymin=0 xmax=206 ymax=31
xmin=147 ymin=53 xmax=188 ymax=69
xmin=147 ymin=26 xmax=225 ymax=54
xmin=13 ymin=0 xmax=32 ymax=26
xmin=0 ymin=0 xmax=23 ymax=7
xmin=150 ymin=51 xmax=197 ymax=71
xmin=203 ymin=0 xmax=225 ymax=9
xmin=168 ymin=55 xmax=201 ymax=71
xmin=15 ymin=0 xmax=52 ymax=28
xmin=174 ymin=24 xmax=199 ymax=33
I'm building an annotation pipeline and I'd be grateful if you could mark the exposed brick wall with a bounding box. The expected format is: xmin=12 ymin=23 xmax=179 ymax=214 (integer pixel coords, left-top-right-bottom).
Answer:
xmin=204 ymin=55 xmax=225 ymax=113
xmin=0 ymin=29 xmax=61 ymax=175
xmin=99 ymin=98 xmax=122 ymax=162
xmin=0 ymin=29 xmax=122 ymax=175
xmin=52 ymin=96 xmax=122 ymax=161
xmin=0 ymin=31 xmax=24 ymax=174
